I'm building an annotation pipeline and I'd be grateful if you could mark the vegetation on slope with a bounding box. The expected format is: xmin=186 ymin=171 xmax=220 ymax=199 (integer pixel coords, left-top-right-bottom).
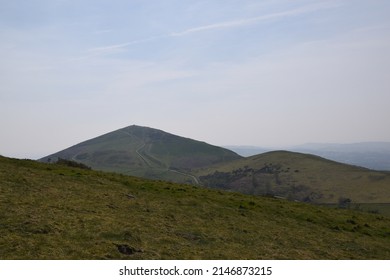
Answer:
xmin=195 ymin=151 xmax=390 ymax=204
xmin=40 ymin=126 xmax=390 ymax=208
xmin=40 ymin=125 xmax=241 ymax=184
xmin=1 ymin=155 xmax=390 ymax=259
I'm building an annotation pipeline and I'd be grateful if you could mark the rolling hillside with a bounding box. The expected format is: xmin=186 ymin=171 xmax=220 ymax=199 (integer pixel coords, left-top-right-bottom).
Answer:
xmin=290 ymin=142 xmax=390 ymax=171
xmin=40 ymin=126 xmax=390 ymax=206
xmin=1 ymin=155 xmax=390 ymax=259
xmin=40 ymin=125 xmax=241 ymax=184
xmin=195 ymin=151 xmax=390 ymax=204
xmin=227 ymin=142 xmax=390 ymax=171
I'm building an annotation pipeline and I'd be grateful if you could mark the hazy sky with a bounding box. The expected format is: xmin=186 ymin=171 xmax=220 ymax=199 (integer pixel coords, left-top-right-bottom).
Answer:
xmin=1 ymin=0 xmax=390 ymax=159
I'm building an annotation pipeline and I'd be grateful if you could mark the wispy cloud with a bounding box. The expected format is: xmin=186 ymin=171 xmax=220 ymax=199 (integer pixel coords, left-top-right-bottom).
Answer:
xmin=87 ymin=35 xmax=165 ymax=54
xmin=87 ymin=2 xmax=341 ymax=56
xmin=170 ymin=1 xmax=342 ymax=36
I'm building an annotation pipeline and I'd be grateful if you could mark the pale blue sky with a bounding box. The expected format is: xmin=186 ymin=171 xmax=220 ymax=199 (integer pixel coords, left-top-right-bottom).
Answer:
xmin=1 ymin=0 xmax=390 ymax=159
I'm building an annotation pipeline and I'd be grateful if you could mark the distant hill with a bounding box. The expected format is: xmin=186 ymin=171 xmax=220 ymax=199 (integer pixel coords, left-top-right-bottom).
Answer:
xmin=224 ymin=146 xmax=273 ymax=157
xmin=228 ymin=143 xmax=390 ymax=171
xmin=40 ymin=125 xmax=241 ymax=184
xmin=290 ymin=142 xmax=390 ymax=171
xmin=194 ymin=151 xmax=390 ymax=204
xmin=1 ymin=155 xmax=390 ymax=259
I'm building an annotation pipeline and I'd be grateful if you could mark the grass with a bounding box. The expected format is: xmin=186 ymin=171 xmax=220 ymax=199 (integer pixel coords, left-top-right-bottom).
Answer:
xmin=39 ymin=126 xmax=390 ymax=207
xmin=40 ymin=125 xmax=240 ymax=184
xmin=1 ymin=155 xmax=390 ymax=259
xmin=323 ymin=203 xmax=390 ymax=216
xmin=195 ymin=151 xmax=390 ymax=204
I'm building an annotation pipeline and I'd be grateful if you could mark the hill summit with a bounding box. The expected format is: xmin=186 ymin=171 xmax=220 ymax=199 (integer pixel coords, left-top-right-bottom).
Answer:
xmin=40 ymin=125 xmax=241 ymax=184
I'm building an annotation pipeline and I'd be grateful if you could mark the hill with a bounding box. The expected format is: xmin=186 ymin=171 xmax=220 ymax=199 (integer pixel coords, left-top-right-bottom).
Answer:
xmin=195 ymin=151 xmax=390 ymax=204
xmin=227 ymin=142 xmax=390 ymax=171
xmin=224 ymin=146 xmax=273 ymax=157
xmin=290 ymin=142 xmax=390 ymax=171
xmin=40 ymin=126 xmax=390 ymax=206
xmin=40 ymin=125 xmax=241 ymax=184
xmin=1 ymin=155 xmax=390 ymax=259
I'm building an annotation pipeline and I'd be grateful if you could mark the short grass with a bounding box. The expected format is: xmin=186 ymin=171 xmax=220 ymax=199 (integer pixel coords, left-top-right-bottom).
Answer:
xmin=1 ymin=156 xmax=390 ymax=259
xmin=323 ymin=203 xmax=390 ymax=216
xmin=40 ymin=125 xmax=240 ymax=184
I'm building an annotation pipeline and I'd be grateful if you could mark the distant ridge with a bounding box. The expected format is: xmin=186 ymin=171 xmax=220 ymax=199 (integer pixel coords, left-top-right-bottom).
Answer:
xmin=40 ymin=125 xmax=242 ymax=184
xmin=194 ymin=150 xmax=390 ymax=204
xmin=290 ymin=142 xmax=390 ymax=171
xmin=227 ymin=142 xmax=390 ymax=171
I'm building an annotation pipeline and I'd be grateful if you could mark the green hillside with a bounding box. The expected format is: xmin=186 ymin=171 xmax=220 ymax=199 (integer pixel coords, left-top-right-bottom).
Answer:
xmin=40 ymin=126 xmax=390 ymax=207
xmin=40 ymin=125 xmax=241 ymax=184
xmin=1 ymin=155 xmax=390 ymax=259
xmin=195 ymin=151 xmax=390 ymax=204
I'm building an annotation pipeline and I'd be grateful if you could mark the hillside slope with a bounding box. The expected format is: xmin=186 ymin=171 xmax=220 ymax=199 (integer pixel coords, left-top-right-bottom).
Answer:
xmin=226 ymin=142 xmax=390 ymax=171
xmin=40 ymin=125 xmax=241 ymax=184
xmin=291 ymin=142 xmax=390 ymax=171
xmin=195 ymin=151 xmax=390 ymax=204
xmin=1 ymin=155 xmax=390 ymax=259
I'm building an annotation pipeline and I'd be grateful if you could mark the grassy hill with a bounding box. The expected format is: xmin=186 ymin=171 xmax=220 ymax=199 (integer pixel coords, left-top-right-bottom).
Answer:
xmin=40 ymin=126 xmax=390 ymax=207
xmin=227 ymin=142 xmax=390 ymax=171
xmin=195 ymin=151 xmax=390 ymax=204
xmin=40 ymin=125 xmax=241 ymax=184
xmin=1 ymin=155 xmax=390 ymax=259
xmin=290 ymin=142 xmax=390 ymax=171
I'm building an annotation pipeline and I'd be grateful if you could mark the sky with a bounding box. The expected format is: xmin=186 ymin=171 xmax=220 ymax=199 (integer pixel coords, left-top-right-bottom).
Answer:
xmin=1 ymin=0 xmax=390 ymax=159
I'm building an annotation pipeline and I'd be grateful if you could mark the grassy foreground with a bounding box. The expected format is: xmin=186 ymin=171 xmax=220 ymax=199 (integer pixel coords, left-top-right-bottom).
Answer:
xmin=0 ymin=156 xmax=389 ymax=259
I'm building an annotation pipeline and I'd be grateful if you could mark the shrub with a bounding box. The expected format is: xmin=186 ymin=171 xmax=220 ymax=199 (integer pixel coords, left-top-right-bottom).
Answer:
xmin=55 ymin=158 xmax=91 ymax=170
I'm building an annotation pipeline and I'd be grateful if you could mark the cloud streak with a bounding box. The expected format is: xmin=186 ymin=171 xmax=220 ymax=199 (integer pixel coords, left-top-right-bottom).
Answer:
xmin=170 ymin=1 xmax=341 ymax=36
xmin=88 ymin=1 xmax=342 ymax=55
xmin=87 ymin=35 xmax=166 ymax=54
